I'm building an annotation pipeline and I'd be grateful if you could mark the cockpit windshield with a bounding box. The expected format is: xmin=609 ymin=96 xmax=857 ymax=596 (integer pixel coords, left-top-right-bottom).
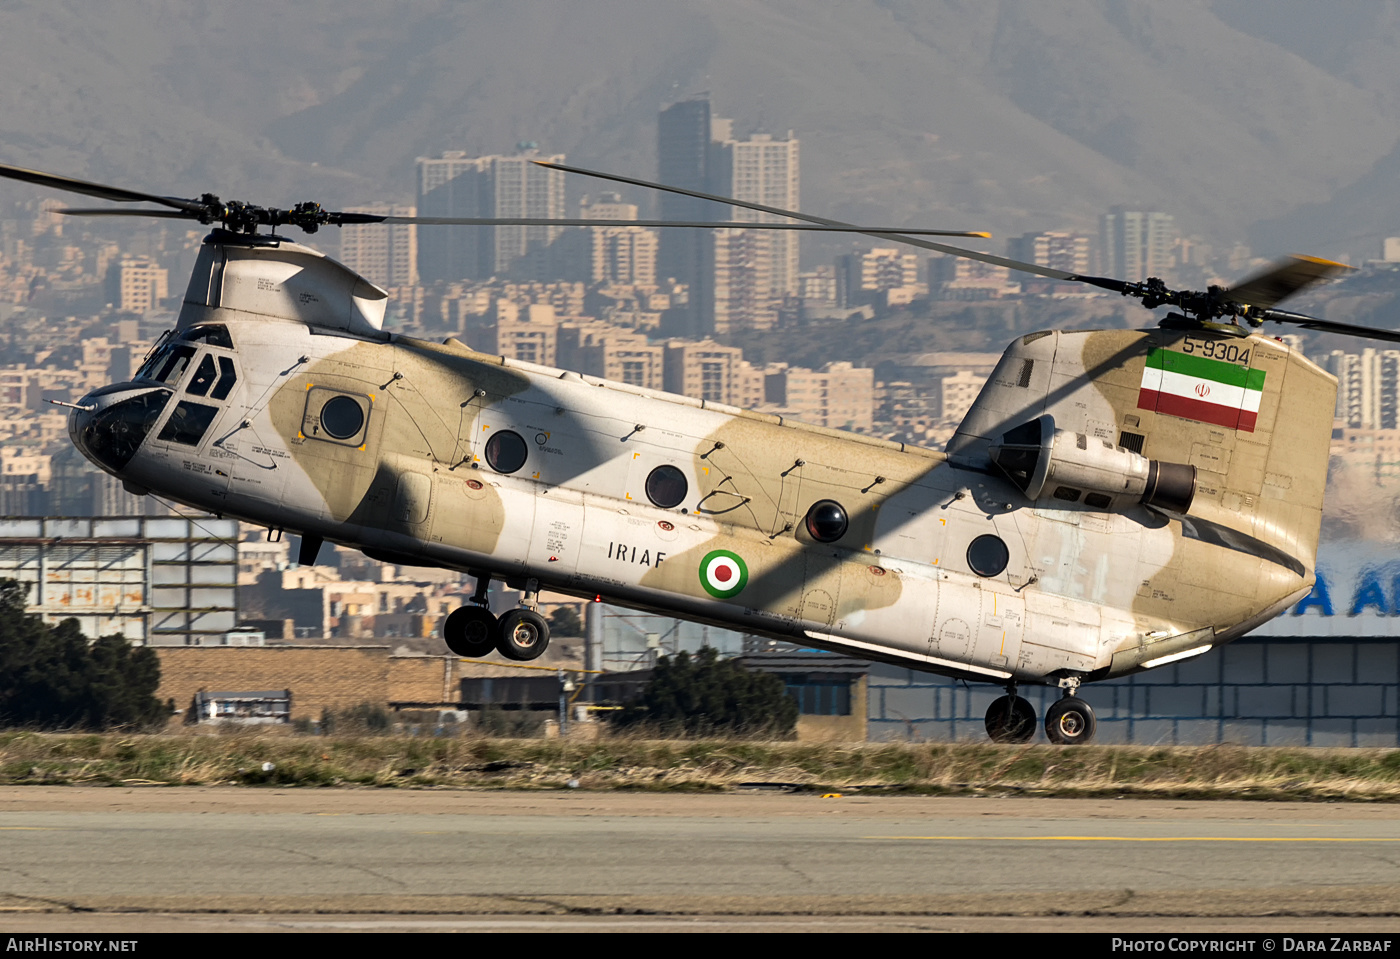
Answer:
xmin=75 ymin=388 xmax=172 ymax=472
xmin=179 ymin=324 xmax=234 ymax=349
xmin=136 ymin=325 xmax=234 ymax=385
xmin=137 ymin=343 xmax=196 ymax=386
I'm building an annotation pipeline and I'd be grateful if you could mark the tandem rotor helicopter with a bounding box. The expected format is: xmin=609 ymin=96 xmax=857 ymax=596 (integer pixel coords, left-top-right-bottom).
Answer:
xmin=2 ymin=156 xmax=1394 ymax=745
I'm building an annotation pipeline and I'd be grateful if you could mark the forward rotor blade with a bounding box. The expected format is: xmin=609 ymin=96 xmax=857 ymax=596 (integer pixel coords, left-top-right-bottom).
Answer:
xmin=375 ymin=214 xmax=989 ymax=236
xmin=536 ymin=160 xmax=1124 ymax=286
xmin=1226 ymin=255 xmax=1352 ymax=309
xmin=57 ymin=207 xmax=198 ymax=220
xmin=1260 ymin=309 xmax=1400 ymax=344
xmin=0 ymin=162 xmax=203 ymax=213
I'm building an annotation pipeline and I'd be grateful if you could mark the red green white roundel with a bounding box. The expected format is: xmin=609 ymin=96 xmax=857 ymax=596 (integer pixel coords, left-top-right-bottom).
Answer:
xmin=700 ymin=549 xmax=749 ymax=598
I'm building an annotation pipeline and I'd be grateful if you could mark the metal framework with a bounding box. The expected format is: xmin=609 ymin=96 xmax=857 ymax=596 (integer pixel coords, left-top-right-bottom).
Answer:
xmin=0 ymin=516 xmax=238 ymax=645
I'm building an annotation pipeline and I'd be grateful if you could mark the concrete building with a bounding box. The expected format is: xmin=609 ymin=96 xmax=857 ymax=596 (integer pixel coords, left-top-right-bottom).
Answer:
xmin=838 ymin=248 xmax=921 ymax=308
xmin=1321 ymin=348 xmax=1400 ymax=431
xmin=416 ymin=152 xmax=490 ymax=283
xmin=481 ymin=302 xmax=559 ymax=367
xmin=590 ymin=225 xmax=658 ymax=288
xmin=1330 ymin=427 xmax=1400 ymax=482
xmin=579 ymin=193 xmax=638 ymax=221
xmin=939 ymin=371 xmax=989 ymax=425
xmin=708 ymin=129 xmax=800 ymax=333
xmin=713 ymin=130 xmax=800 ymax=295
xmin=929 ymin=256 xmax=1020 ymax=299
xmin=662 ymin=339 xmax=764 ymax=407
xmin=1100 ymin=208 xmax=1176 ymax=282
xmin=655 ymin=100 xmax=800 ymax=336
xmin=797 ymin=266 xmax=838 ymax=306
xmin=118 ymin=257 xmax=168 ymax=313
xmin=338 ymin=204 xmax=418 ymax=289
xmin=415 ymin=147 xmax=566 ymax=282
xmin=656 ymin=97 xmax=716 ymax=337
xmin=711 ymin=228 xmax=777 ymax=333
xmin=1007 ymin=231 xmax=1092 ymax=275
xmin=765 ymin=362 xmax=874 ymax=431
xmin=557 ymin=322 xmax=664 ymax=390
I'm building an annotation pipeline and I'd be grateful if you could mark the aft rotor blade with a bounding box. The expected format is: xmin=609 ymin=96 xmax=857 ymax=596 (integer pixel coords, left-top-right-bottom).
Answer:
xmin=1226 ymin=255 xmax=1352 ymax=309
xmin=375 ymin=214 xmax=989 ymax=236
xmin=0 ymin=162 xmax=203 ymax=213
xmin=1260 ymin=309 xmax=1400 ymax=344
xmin=57 ymin=206 xmax=198 ymax=220
xmin=536 ymin=159 xmax=1124 ymax=286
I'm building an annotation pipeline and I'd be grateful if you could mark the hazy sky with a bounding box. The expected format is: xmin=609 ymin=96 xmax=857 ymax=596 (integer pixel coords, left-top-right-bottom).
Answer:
xmin=2 ymin=1 xmax=1399 ymax=262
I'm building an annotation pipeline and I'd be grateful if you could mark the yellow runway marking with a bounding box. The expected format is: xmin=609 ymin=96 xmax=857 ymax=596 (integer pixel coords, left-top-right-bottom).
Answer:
xmin=868 ymin=835 xmax=1400 ymax=843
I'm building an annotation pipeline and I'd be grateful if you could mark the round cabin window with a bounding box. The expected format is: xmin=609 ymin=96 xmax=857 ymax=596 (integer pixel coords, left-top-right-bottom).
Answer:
xmin=320 ymin=395 xmax=365 ymax=440
xmin=966 ymin=534 xmax=1009 ymax=577
xmin=804 ymin=500 xmax=849 ymax=543
xmin=484 ymin=429 xmax=528 ymax=474
xmin=645 ymin=465 xmax=688 ymax=509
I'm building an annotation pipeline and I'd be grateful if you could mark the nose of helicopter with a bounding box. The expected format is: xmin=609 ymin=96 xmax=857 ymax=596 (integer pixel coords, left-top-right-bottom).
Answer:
xmin=67 ymin=384 xmax=172 ymax=475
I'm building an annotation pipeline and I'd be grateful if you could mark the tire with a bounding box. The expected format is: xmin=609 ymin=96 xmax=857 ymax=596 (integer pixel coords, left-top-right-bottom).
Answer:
xmin=496 ymin=608 xmax=550 ymax=661
xmin=442 ymin=605 xmax=498 ymax=658
xmin=1044 ymin=695 xmax=1097 ymax=745
xmin=985 ymin=695 xmax=1036 ymax=743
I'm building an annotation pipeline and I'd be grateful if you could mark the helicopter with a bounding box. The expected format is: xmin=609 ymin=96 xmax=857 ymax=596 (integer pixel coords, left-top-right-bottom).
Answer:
xmin=2 ymin=157 xmax=1393 ymax=745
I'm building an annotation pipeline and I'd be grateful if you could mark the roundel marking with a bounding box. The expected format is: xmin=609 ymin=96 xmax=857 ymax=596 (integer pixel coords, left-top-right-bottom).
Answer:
xmin=700 ymin=549 xmax=749 ymax=599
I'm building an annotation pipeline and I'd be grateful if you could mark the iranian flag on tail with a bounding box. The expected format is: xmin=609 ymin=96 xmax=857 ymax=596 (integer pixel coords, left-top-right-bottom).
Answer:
xmin=1137 ymin=347 xmax=1265 ymax=432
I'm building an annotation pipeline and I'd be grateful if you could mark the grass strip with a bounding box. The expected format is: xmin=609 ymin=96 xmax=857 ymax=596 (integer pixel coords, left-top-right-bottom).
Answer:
xmin=1 ymin=730 xmax=1400 ymax=799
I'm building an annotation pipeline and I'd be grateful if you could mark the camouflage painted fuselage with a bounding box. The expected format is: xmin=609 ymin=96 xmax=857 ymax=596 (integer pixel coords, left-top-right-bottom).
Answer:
xmin=70 ymin=235 xmax=1335 ymax=687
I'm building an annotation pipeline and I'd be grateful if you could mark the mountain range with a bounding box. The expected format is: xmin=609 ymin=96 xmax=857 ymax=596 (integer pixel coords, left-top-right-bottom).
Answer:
xmin=1 ymin=0 xmax=1399 ymax=267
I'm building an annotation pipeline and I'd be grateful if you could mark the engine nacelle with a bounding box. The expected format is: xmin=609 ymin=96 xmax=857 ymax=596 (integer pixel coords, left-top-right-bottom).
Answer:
xmin=989 ymin=415 xmax=1195 ymax=513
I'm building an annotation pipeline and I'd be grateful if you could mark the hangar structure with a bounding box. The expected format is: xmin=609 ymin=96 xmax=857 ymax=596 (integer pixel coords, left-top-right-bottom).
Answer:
xmin=0 ymin=516 xmax=238 ymax=645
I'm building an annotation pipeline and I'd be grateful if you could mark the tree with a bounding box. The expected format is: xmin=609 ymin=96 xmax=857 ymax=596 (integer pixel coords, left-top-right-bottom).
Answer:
xmin=0 ymin=579 xmax=167 ymax=729
xmin=547 ymin=605 xmax=583 ymax=637
xmin=609 ymin=647 xmax=798 ymax=737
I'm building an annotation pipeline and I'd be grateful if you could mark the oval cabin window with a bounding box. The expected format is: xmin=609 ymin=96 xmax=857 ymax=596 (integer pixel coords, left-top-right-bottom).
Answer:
xmin=484 ymin=430 xmax=528 ymax=474
xmin=966 ymin=534 xmax=1010 ymax=578
xmin=320 ymin=396 xmax=365 ymax=440
xmin=645 ymin=465 xmax=688 ymax=509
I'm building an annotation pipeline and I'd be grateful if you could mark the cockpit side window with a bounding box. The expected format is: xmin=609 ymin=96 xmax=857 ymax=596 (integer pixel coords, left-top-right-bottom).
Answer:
xmin=152 ymin=344 xmax=196 ymax=386
xmin=186 ymin=354 xmax=218 ymax=396
xmin=211 ymin=356 xmax=237 ymax=401
xmin=157 ymin=401 xmax=220 ymax=447
xmin=136 ymin=344 xmax=171 ymax=381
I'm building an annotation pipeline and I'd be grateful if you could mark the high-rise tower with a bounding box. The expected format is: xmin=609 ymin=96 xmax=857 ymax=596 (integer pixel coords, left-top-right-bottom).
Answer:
xmin=416 ymin=152 xmax=489 ymax=284
xmin=416 ymin=147 xmax=566 ymax=283
xmin=710 ymin=130 xmax=799 ymax=333
xmin=339 ymin=204 xmax=418 ymax=289
xmin=1100 ymin=208 xmax=1176 ymax=282
xmin=657 ymin=98 xmax=715 ymax=336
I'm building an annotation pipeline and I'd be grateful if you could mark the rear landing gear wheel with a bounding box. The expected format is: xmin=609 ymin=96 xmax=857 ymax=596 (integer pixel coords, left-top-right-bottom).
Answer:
xmin=985 ymin=695 xmax=1037 ymax=743
xmin=497 ymin=608 xmax=550 ymax=661
xmin=442 ymin=605 xmax=498 ymax=658
xmin=1044 ymin=695 xmax=1096 ymax=745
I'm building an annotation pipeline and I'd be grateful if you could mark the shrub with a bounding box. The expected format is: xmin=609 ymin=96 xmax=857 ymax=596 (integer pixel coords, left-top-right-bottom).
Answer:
xmin=0 ymin=580 xmax=167 ymax=730
xmin=608 ymin=647 xmax=798 ymax=738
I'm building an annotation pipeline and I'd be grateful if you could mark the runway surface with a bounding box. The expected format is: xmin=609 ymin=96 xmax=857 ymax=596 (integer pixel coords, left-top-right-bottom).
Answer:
xmin=1 ymin=787 xmax=1399 ymax=932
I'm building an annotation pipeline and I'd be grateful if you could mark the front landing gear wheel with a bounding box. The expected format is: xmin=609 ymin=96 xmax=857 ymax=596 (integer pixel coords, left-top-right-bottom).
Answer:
xmin=985 ymin=695 xmax=1037 ymax=743
xmin=442 ymin=605 xmax=498 ymax=657
xmin=497 ymin=608 xmax=550 ymax=661
xmin=1044 ymin=696 xmax=1097 ymax=745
